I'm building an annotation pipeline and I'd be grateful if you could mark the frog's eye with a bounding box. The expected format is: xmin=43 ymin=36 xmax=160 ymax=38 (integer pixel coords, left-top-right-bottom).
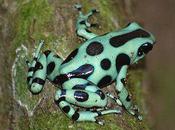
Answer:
xmin=137 ymin=42 xmax=153 ymax=56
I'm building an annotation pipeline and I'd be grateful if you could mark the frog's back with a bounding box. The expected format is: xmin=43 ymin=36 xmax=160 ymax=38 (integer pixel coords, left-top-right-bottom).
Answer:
xmin=59 ymin=34 xmax=121 ymax=87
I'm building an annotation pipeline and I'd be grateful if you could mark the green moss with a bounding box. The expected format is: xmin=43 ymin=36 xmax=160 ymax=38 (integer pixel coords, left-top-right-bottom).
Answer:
xmin=82 ymin=0 xmax=118 ymax=33
xmin=12 ymin=0 xmax=53 ymax=51
xmin=11 ymin=0 xmax=54 ymax=112
xmin=30 ymin=110 xmax=123 ymax=130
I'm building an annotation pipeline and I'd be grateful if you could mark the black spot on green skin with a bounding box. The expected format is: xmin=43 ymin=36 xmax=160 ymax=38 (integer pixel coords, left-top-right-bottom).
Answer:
xmin=34 ymin=61 xmax=43 ymax=72
xmin=72 ymin=84 xmax=86 ymax=90
xmin=44 ymin=50 xmax=51 ymax=57
xmin=27 ymin=76 xmax=32 ymax=84
xmin=72 ymin=112 xmax=80 ymax=121
xmin=72 ymin=82 xmax=92 ymax=90
xmin=61 ymin=89 xmax=66 ymax=96
xmin=53 ymin=54 xmax=61 ymax=59
xmin=86 ymin=42 xmax=104 ymax=56
xmin=54 ymin=97 xmax=66 ymax=105
xmin=30 ymin=78 xmax=45 ymax=95
xmin=96 ymin=111 xmax=102 ymax=116
xmin=121 ymin=78 xmax=126 ymax=86
xmin=97 ymin=75 xmax=112 ymax=88
xmin=85 ymin=28 xmax=92 ymax=33
xmin=126 ymin=94 xmax=131 ymax=102
xmin=62 ymin=49 xmax=78 ymax=65
xmin=32 ymin=78 xmax=45 ymax=85
xmin=125 ymin=22 xmax=132 ymax=27
xmin=115 ymin=53 xmax=130 ymax=72
xmin=80 ymin=20 xmax=86 ymax=24
xmin=30 ymin=89 xmax=42 ymax=95
xmin=68 ymin=64 xmax=94 ymax=79
xmin=47 ymin=62 xmax=55 ymax=75
xmin=96 ymin=90 xmax=105 ymax=100
xmin=28 ymin=67 xmax=35 ymax=72
xmin=53 ymin=74 xmax=69 ymax=85
xmin=109 ymin=29 xmax=150 ymax=47
xmin=33 ymin=57 xmax=37 ymax=61
xmin=74 ymin=90 xmax=89 ymax=102
xmin=62 ymin=106 xmax=70 ymax=113
xmin=100 ymin=58 xmax=111 ymax=70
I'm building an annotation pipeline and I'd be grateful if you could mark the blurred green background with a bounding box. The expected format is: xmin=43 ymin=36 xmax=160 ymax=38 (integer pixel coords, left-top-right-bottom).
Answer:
xmin=134 ymin=0 xmax=175 ymax=129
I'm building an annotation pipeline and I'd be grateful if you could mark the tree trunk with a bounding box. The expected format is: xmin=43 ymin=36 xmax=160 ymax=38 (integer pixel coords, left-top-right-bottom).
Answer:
xmin=0 ymin=0 xmax=150 ymax=129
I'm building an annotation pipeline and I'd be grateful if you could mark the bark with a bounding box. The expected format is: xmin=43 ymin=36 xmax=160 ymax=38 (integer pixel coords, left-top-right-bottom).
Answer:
xmin=0 ymin=0 xmax=150 ymax=129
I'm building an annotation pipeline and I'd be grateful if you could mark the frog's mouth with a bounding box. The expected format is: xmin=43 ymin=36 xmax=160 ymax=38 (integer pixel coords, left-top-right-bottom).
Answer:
xmin=132 ymin=57 xmax=141 ymax=64
xmin=131 ymin=52 xmax=144 ymax=64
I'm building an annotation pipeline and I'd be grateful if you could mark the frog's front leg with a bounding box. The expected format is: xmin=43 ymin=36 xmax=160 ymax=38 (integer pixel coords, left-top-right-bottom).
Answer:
xmin=54 ymin=78 xmax=121 ymax=125
xmin=115 ymin=65 xmax=142 ymax=120
xmin=26 ymin=41 xmax=63 ymax=94
xmin=74 ymin=4 xmax=98 ymax=40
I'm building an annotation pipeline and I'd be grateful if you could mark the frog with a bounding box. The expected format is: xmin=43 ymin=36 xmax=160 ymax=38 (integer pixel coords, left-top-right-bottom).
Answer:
xmin=26 ymin=4 xmax=155 ymax=125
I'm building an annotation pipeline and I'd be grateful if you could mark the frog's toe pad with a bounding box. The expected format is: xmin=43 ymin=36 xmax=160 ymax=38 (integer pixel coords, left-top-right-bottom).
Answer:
xmin=92 ymin=9 xmax=100 ymax=13
xmin=74 ymin=3 xmax=82 ymax=10
xmin=95 ymin=119 xmax=104 ymax=125
xmin=138 ymin=115 xmax=143 ymax=121
xmin=128 ymin=105 xmax=143 ymax=120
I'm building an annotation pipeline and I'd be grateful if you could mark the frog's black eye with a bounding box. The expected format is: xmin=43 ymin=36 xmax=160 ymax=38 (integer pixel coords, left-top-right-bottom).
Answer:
xmin=137 ymin=42 xmax=153 ymax=57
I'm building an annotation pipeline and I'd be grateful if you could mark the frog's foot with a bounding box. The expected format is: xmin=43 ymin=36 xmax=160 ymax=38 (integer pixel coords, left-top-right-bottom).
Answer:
xmin=54 ymin=82 xmax=121 ymax=124
xmin=128 ymin=105 xmax=142 ymax=120
xmin=95 ymin=119 xmax=105 ymax=125
xmin=94 ymin=108 xmax=121 ymax=125
xmin=74 ymin=3 xmax=82 ymax=12
xmin=74 ymin=3 xmax=99 ymax=16
xmin=54 ymin=90 xmax=100 ymax=123
xmin=75 ymin=4 xmax=98 ymax=40
xmin=119 ymin=95 xmax=142 ymax=120
xmin=106 ymin=92 xmax=122 ymax=106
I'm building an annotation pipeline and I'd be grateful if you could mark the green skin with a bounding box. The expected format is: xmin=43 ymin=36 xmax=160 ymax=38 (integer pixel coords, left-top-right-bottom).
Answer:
xmin=26 ymin=4 xmax=155 ymax=125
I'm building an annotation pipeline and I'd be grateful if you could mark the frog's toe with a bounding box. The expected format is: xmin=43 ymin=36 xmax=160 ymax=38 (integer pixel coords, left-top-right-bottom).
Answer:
xmin=26 ymin=60 xmax=30 ymax=67
xmin=95 ymin=119 xmax=105 ymax=125
xmin=92 ymin=9 xmax=100 ymax=13
xmin=74 ymin=3 xmax=82 ymax=10
xmin=138 ymin=115 xmax=143 ymax=121
xmin=115 ymin=107 xmax=122 ymax=114
xmin=128 ymin=105 xmax=143 ymax=120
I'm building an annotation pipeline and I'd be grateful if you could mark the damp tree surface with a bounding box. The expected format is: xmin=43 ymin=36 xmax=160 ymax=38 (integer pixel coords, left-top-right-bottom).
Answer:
xmin=0 ymin=0 xmax=150 ymax=130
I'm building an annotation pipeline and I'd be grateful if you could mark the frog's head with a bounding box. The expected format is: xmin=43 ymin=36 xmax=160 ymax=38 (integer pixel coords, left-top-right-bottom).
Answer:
xmin=123 ymin=22 xmax=156 ymax=64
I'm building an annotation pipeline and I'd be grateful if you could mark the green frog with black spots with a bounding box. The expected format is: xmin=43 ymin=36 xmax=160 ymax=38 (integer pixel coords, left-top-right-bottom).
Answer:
xmin=26 ymin=4 xmax=156 ymax=125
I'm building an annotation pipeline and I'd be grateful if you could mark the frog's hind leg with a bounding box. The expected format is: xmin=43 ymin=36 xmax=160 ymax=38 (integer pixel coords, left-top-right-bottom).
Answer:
xmin=74 ymin=4 xmax=98 ymax=40
xmin=26 ymin=41 xmax=63 ymax=94
xmin=54 ymin=78 xmax=121 ymax=125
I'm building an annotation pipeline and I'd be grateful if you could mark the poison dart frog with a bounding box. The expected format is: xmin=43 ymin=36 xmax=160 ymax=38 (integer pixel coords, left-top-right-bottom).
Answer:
xmin=26 ymin=4 xmax=155 ymax=125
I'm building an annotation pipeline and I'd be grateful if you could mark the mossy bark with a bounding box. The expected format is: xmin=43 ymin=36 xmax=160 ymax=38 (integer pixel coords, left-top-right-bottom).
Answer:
xmin=0 ymin=0 xmax=150 ymax=130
